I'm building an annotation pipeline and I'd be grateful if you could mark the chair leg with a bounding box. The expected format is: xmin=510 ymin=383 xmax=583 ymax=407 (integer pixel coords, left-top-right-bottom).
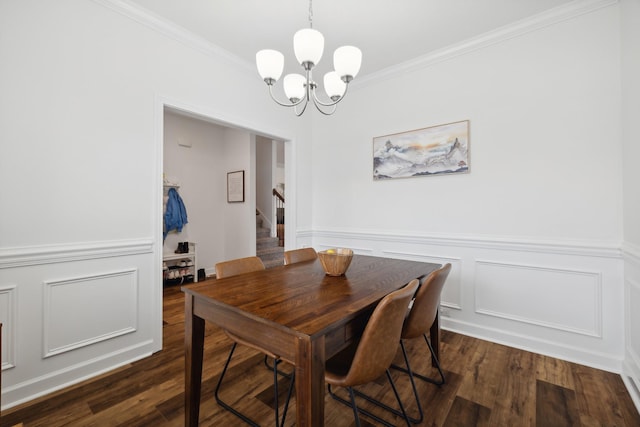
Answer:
xmin=328 ymin=375 xmax=410 ymax=427
xmin=385 ymin=369 xmax=412 ymax=427
xmin=393 ymin=334 xmax=445 ymax=386
xmin=214 ymin=343 xmax=259 ymax=426
xmin=280 ymin=370 xmax=296 ymax=427
xmin=348 ymin=387 xmax=362 ymax=427
xmin=215 ymin=342 xmax=295 ymax=427
xmin=355 ymin=335 xmax=444 ymax=424
xmin=264 ymin=355 xmax=295 ymax=379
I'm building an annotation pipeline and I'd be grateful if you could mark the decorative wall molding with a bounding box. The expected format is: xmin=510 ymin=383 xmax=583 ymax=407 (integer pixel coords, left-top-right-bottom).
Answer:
xmin=624 ymin=242 xmax=640 ymax=411
xmin=0 ymin=239 xmax=153 ymax=269
xmin=0 ymin=284 xmax=17 ymax=370
xmin=93 ymin=0 xmax=617 ymax=90
xmin=43 ymin=269 xmax=139 ymax=358
xmin=442 ymin=315 xmax=622 ymax=371
xmin=311 ymin=227 xmax=622 ymax=258
xmin=623 ymin=241 xmax=640 ymax=265
xmin=475 ymin=260 xmax=602 ymax=337
xmin=305 ymin=227 xmax=624 ymax=373
xmin=2 ymin=338 xmax=154 ymax=410
xmin=92 ymin=0 xmax=251 ymax=73
xmin=354 ymin=0 xmax=618 ymax=88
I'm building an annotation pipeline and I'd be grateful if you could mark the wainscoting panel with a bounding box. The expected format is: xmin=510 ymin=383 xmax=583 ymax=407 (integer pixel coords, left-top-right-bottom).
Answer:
xmin=309 ymin=227 xmax=624 ymax=373
xmin=43 ymin=269 xmax=138 ymax=358
xmin=0 ymin=284 xmax=16 ymax=370
xmin=475 ymin=260 xmax=601 ymax=337
xmin=0 ymin=239 xmax=156 ymax=411
xmin=623 ymin=243 xmax=640 ymax=411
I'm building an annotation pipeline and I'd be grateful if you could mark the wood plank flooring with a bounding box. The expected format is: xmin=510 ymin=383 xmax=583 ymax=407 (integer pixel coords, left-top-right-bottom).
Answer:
xmin=2 ymin=282 xmax=639 ymax=426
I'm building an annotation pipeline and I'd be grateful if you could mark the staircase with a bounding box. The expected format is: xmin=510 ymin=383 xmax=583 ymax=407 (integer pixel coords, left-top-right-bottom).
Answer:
xmin=256 ymin=216 xmax=284 ymax=269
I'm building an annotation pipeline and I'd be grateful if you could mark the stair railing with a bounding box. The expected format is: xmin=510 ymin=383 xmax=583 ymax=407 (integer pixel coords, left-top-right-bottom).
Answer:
xmin=273 ymin=188 xmax=285 ymax=247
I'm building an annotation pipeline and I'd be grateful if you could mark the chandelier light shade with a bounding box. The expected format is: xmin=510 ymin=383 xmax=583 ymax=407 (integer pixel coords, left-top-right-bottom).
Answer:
xmin=256 ymin=49 xmax=284 ymax=83
xmin=255 ymin=0 xmax=362 ymax=116
xmin=293 ymin=29 xmax=324 ymax=67
xmin=334 ymin=46 xmax=362 ymax=82
xmin=284 ymin=74 xmax=306 ymax=102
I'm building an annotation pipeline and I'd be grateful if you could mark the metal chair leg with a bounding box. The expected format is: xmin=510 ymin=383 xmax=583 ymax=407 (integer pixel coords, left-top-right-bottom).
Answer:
xmin=215 ymin=342 xmax=295 ymax=427
xmin=264 ymin=355 xmax=295 ymax=379
xmin=392 ymin=334 xmax=445 ymax=385
xmin=352 ymin=355 xmax=423 ymax=424
xmin=352 ymin=335 xmax=445 ymax=424
xmin=328 ymin=369 xmax=411 ymax=427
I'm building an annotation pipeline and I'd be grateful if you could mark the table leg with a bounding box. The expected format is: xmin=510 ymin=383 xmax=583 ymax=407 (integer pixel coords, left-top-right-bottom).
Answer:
xmin=185 ymin=294 xmax=205 ymax=427
xmin=430 ymin=310 xmax=440 ymax=366
xmin=295 ymin=336 xmax=325 ymax=426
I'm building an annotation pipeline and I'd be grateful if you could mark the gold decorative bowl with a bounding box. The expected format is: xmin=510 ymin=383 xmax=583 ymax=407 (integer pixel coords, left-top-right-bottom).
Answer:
xmin=317 ymin=248 xmax=354 ymax=276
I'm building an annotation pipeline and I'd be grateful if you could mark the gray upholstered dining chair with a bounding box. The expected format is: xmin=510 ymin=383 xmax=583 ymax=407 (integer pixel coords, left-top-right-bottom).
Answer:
xmin=325 ymin=279 xmax=420 ymax=427
xmin=214 ymin=256 xmax=295 ymax=427
xmin=283 ymin=247 xmax=317 ymax=265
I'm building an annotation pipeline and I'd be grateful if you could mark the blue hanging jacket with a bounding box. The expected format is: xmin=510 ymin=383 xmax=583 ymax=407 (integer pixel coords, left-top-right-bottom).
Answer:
xmin=164 ymin=188 xmax=188 ymax=239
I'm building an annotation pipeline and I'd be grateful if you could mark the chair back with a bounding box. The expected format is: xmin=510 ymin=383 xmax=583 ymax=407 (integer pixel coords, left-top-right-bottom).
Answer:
xmin=284 ymin=247 xmax=317 ymax=265
xmin=342 ymin=279 xmax=419 ymax=386
xmin=402 ymin=263 xmax=451 ymax=340
xmin=215 ymin=256 xmax=265 ymax=279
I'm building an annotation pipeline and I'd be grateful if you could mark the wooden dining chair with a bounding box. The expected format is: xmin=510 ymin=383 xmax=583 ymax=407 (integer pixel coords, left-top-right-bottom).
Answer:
xmin=326 ymin=279 xmax=420 ymax=427
xmin=356 ymin=263 xmax=452 ymax=424
xmin=283 ymin=247 xmax=317 ymax=265
xmin=214 ymin=256 xmax=295 ymax=427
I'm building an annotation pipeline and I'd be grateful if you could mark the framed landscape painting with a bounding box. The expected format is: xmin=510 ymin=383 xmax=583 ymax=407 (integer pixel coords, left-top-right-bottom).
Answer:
xmin=373 ymin=120 xmax=469 ymax=180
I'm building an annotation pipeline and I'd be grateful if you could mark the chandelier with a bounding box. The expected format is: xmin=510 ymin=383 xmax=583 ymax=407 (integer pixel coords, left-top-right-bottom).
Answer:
xmin=255 ymin=0 xmax=362 ymax=116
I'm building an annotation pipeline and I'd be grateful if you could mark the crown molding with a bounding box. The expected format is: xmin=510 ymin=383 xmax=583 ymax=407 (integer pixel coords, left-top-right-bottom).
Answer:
xmin=353 ymin=0 xmax=619 ymax=89
xmin=91 ymin=0 xmax=253 ymax=73
xmin=92 ymin=0 xmax=618 ymax=88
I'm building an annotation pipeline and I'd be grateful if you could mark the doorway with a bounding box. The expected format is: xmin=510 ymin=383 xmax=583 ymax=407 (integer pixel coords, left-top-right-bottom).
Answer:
xmin=155 ymin=100 xmax=295 ymax=348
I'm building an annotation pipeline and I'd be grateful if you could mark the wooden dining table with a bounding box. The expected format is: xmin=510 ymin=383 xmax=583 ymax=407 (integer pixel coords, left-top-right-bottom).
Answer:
xmin=182 ymin=254 xmax=441 ymax=426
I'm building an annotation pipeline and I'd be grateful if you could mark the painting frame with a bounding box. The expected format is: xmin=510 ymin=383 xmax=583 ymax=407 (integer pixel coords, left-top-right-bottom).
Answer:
xmin=373 ymin=120 xmax=470 ymax=180
xmin=227 ymin=170 xmax=245 ymax=203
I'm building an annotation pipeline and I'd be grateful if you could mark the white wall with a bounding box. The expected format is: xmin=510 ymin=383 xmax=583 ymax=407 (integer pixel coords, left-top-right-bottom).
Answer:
xmin=163 ymin=110 xmax=227 ymax=275
xmin=222 ymin=129 xmax=256 ymax=261
xmin=0 ymin=0 xmax=308 ymax=410
xmin=621 ymin=0 xmax=640 ymax=410
xmin=256 ymin=136 xmax=274 ymax=230
xmin=310 ymin=3 xmax=626 ymax=372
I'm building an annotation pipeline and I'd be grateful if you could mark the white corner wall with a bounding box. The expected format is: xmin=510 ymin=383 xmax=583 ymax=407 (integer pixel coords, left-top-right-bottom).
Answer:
xmin=621 ymin=0 xmax=640 ymax=410
xmin=0 ymin=0 xmax=308 ymax=410
xmin=310 ymin=3 xmax=626 ymax=372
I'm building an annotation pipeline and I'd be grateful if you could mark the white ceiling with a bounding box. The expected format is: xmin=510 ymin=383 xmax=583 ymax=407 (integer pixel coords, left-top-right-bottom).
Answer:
xmin=127 ymin=0 xmax=573 ymax=80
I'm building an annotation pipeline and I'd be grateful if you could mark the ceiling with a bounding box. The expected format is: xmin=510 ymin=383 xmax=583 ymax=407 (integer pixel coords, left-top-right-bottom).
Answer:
xmin=127 ymin=0 xmax=573 ymax=80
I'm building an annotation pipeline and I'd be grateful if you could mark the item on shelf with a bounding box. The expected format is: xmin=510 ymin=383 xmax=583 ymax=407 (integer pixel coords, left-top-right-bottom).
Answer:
xmin=174 ymin=241 xmax=190 ymax=254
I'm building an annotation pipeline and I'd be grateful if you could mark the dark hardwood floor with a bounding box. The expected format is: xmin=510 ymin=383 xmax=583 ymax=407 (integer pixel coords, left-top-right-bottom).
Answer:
xmin=2 ymin=282 xmax=639 ymax=426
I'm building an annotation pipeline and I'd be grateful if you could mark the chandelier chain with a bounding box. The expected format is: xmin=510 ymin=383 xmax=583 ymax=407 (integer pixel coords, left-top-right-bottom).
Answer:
xmin=308 ymin=0 xmax=313 ymax=28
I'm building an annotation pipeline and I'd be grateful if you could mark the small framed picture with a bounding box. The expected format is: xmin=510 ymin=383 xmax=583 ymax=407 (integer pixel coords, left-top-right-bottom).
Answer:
xmin=227 ymin=170 xmax=245 ymax=203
